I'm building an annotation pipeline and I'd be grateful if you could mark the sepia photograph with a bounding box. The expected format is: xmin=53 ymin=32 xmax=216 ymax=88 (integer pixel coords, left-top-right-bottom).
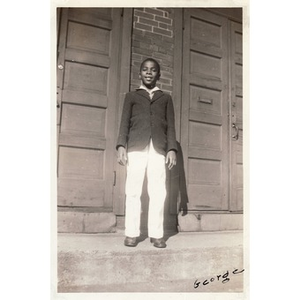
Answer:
xmin=54 ymin=1 xmax=248 ymax=298
xmin=4 ymin=1 xmax=300 ymax=300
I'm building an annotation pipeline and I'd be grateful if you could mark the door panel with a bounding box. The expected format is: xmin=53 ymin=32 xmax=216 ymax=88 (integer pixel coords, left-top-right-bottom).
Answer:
xmin=181 ymin=9 xmax=229 ymax=210
xmin=57 ymin=8 xmax=121 ymax=210
xmin=63 ymin=62 xmax=108 ymax=92
xmin=60 ymin=104 xmax=107 ymax=136
xmin=230 ymin=21 xmax=243 ymax=211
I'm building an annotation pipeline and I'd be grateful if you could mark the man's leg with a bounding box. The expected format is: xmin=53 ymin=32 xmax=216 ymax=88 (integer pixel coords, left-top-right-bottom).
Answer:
xmin=147 ymin=140 xmax=167 ymax=240
xmin=125 ymin=149 xmax=148 ymax=238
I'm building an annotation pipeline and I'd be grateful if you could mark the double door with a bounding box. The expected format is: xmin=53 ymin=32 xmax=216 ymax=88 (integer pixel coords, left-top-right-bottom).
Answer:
xmin=180 ymin=8 xmax=243 ymax=212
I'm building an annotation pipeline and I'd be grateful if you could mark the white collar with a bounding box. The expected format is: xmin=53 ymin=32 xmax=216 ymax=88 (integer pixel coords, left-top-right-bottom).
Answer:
xmin=137 ymin=85 xmax=161 ymax=94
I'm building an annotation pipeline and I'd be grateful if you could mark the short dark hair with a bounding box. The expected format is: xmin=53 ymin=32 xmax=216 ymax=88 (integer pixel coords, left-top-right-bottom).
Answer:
xmin=140 ymin=58 xmax=161 ymax=74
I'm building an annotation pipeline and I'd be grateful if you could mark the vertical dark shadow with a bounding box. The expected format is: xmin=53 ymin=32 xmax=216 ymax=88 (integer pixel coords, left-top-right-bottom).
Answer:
xmin=164 ymin=141 xmax=189 ymax=241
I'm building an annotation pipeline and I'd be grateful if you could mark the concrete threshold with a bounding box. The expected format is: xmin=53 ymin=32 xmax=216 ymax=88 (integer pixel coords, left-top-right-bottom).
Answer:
xmin=57 ymin=231 xmax=244 ymax=293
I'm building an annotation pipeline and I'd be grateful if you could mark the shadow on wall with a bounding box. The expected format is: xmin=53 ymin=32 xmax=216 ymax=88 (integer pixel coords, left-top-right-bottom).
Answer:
xmin=171 ymin=141 xmax=189 ymax=216
xmin=165 ymin=141 xmax=189 ymax=235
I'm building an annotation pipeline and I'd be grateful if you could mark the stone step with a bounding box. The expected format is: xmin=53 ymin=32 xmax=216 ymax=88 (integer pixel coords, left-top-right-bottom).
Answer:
xmin=57 ymin=210 xmax=243 ymax=233
xmin=57 ymin=231 xmax=244 ymax=293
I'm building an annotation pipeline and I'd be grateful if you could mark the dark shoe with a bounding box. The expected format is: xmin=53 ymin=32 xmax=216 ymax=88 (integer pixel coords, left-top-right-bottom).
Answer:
xmin=124 ymin=236 xmax=138 ymax=247
xmin=150 ymin=237 xmax=166 ymax=248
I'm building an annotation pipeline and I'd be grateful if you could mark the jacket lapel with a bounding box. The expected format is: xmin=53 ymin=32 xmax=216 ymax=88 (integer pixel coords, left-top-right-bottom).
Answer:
xmin=151 ymin=90 xmax=164 ymax=102
xmin=136 ymin=89 xmax=150 ymax=100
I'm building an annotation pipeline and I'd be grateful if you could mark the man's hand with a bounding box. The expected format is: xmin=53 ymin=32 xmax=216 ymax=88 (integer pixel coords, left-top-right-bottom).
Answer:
xmin=117 ymin=146 xmax=127 ymax=166
xmin=166 ymin=150 xmax=177 ymax=170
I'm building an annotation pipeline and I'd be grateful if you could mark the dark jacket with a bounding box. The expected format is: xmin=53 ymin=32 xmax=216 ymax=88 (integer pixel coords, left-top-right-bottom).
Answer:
xmin=116 ymin=89 xmax=177 ymax=156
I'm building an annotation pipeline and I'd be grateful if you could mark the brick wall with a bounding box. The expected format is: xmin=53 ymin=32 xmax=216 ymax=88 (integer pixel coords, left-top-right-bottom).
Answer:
xmin=130 ymin=8 xmax=175 ymax=95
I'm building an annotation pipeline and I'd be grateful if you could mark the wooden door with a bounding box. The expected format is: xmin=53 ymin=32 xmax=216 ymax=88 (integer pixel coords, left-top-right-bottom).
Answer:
xmin=181 ymin=9 xmax=230 ymax=210
xmin=57 ymin=8 xmax=121 ymax=211
xmin=229 ymin=21 xmax=243 ymax=211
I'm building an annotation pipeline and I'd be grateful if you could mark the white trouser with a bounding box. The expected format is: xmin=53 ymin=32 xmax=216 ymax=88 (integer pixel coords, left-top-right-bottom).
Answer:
xmin=125 ymin=139 xmax=166 ymax=239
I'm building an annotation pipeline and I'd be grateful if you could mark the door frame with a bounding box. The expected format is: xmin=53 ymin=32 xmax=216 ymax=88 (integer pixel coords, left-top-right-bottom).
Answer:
xmin=112 ymin=8 xmax=133 ymax=216
xmin=229 ymin=20 xmax=243 ymax=212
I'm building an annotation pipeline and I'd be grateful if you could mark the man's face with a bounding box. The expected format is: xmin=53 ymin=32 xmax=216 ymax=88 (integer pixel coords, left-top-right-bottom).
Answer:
xmin=139 ymin=61 xmax=160 ymax=89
